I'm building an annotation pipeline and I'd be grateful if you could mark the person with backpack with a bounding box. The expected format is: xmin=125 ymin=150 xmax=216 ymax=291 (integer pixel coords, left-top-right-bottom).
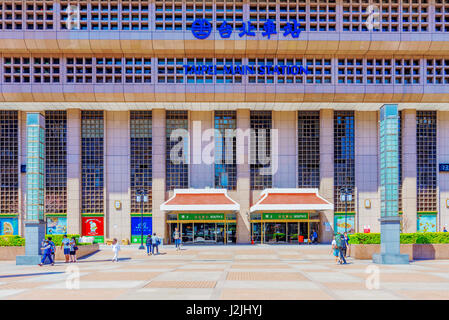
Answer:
xmin=343 ymin=232 xmax=350 ymax=257
xmin=47 ymin=237 xmax=56 ymax=262
xmin=151 ymin=232 xmax=159 ymax=255
xmin=331 ymin=235 xmax=340 ymax=264
xmin=146 ymin=233 xmax=152 ymax=256
xmin=69 ymin=236 xmax=78 ymax=263
xmin=338 ymin=233 xmax=347 ymax=264
xmin=38 ymin=240 xmax=54 ymax=266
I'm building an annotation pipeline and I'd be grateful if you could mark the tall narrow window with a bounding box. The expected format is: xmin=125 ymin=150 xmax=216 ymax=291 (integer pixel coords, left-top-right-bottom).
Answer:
xmin=214 ymin=111 xmax=237 ymax=190
xmin=417 ymin=111 xmax=437 ymax=212
xmin=166 ymin=110 xmax=188 ymax=190
xmin=334 ymin=111 xmax=355 ymax=212
xmin=298 ymin=111 xmax=320 ymax=188
xmin=398 ymin=111 xmax=403 ymax=213
xmin=0 ymin=111 xmax=18 ymax=214
xmin=130 ymin=111 xmax=152 ymax=213
xmin=45 ymin=111 xmax=67 ymax=214
xmin=250 ymin=110 xmax=272 ymax=190
xmin=81 ymin=110 xmax=104 ymax=213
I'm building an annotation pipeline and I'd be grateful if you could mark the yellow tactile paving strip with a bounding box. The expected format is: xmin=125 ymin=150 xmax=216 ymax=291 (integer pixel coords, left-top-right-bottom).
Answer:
xmin=226 ymin=272 xmax=308 ymax=281
xmin=144 ymin=281 xmax=217 ymax=289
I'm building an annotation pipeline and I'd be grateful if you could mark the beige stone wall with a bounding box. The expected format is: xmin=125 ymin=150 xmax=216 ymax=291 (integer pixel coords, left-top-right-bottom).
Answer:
xmin=438 ymin=111 xmax=449 ymax=231
xmin=105 ymin=111 xmax=131 ymax=241
xmin=402 ymin=109 xmax=418 ymax=232
xmin=66 ymin=109 xmax=81 ymax=234
xmin=151 ymin=109 xmax=167 ymax=241
xmin=189 ymin=111 xmax=214 ymax=188
xmin=319 ymin=109 xmax=334 ymax=243
xmin=273 ymin=111 xmax=297 ymax=188
xmin=355 ymin=111 xmax=380 ymax=233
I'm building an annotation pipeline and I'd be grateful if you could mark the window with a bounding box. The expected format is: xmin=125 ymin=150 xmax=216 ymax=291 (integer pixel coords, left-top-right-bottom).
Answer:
xmin=215 ymin=110 xmax=237 ymax=190
xmin=166 ymin=110 xmax=188 ymax=190
xmin=130 ymin=111 xmax=152 ymax=212
xmin=81 ymin=110 xmax=104 ymax=213
xmin=298 ymin=111 xmax=320 ymax=188
xmin=250 ymin=110 xmax=272 ymax=190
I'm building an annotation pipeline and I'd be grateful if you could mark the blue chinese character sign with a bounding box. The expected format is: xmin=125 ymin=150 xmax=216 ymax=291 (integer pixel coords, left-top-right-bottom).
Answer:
xmin=192 ymin=19 xmax=212 ymax=39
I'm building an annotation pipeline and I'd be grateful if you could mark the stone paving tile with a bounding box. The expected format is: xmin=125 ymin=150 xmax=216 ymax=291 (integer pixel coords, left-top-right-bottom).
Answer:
xmin=234 ymin=255 xmax=278 ymax=260
xmin=230 ymin=264 xmax=291 ymax=269
xmin=303 ymin=272 xmax=363 ymax=283
xmin=350 ymin=272 xmax=448 ymax=282
xmin=331 ymin=289 xmax=403 ymax=300
xmin=80 ymin=271 xmax=161 ymax=281
xmin=222 ymin=280 xmax=322 ymax=290
xmin=220 ymin=288 xmax=333 ymax=300
xmin=43 ymin=280 xmax=145 ymax=289
xmin=226 ymin=272 xmax=307 ymax=281
xmin=7 ymin=288 xmax=128 ymax=300
xmin=154 ymin=271 xmax=223 ymax=281
xmin=144 ymin=281 xmax=216 ymax=288
xmin=194 ymin=255 xmax=234 ymax=260
xmin=0 ymin=281 xmax=53 ymax=290
xmin=121 ymin=288 xmax=214 ymax=300
xmin=380 ymin=282 xmax=449 ymax=291
xmin=0 ymin=289 xmax=27 ymax=299
xmin=321 ymin=282 xmax=371 ymax=290
xmin=396 ymin=290 xmax=449 ymax=300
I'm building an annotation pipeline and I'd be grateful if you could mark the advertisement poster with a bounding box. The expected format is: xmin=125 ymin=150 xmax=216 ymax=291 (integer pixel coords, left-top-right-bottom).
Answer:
xmin=417 ymin=215 xmax=437 ymax=233
xmin=46 ymin=217 xmax=67 ymax=235
xmin=0 ymin=218 xmax=18 ymax=235
xmin=334 ymin=215 xmax=355 ymax=234
xmin=82 ymin=217 xmax=104 ymax=236
xmin=131 ymin=217 xmax=152 ymax=243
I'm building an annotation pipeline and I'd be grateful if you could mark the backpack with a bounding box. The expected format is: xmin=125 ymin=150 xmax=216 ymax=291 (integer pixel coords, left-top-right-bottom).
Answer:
xmin=335 ymin=236 xmax=342 ymax=248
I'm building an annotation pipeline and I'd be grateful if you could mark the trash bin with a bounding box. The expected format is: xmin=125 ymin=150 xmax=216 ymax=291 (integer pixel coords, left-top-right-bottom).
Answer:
xmin=298 ymin=235 xmax=304 ymax=243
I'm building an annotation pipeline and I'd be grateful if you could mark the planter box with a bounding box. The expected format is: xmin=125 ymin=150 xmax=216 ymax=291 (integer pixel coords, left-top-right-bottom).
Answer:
xmin=351 ymin=243 xmax=449 ymax=260
xmin=0 ymin=244 xmax=99 ymax=261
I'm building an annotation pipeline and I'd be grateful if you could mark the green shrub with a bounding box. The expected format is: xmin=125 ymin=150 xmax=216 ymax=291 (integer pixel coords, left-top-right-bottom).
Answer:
xmin=348 ymin=232 xmax=449 ymax=244
xmin=0 ymin=235 xmax=25 ymax=246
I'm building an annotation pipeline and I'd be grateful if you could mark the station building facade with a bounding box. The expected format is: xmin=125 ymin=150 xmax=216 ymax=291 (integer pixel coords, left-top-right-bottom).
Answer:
xmin=0 ymin=0 xmax=449 ymax=244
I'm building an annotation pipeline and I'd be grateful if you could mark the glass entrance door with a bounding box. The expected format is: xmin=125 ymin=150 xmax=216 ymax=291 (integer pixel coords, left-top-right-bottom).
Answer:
xmin=252 ymin=222 xmax=262 ymax=243
xmin=181 ymin=223 xmax=194 ymax=243
xmin=264 ymin=222 xmax=287 ymax=243
xmin=287 ymin=222 xmax=298 ymax=243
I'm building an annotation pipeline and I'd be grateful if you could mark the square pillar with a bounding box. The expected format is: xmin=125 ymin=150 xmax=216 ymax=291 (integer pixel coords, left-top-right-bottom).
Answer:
xmin=438 ymin=111 xmax=449 ymax=231
xmin=402 ymin=109 xmax=417 ymax=232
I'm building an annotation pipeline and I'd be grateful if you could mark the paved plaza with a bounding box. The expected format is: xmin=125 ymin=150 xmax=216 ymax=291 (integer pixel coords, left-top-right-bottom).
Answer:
xmin=0 ymin=245 xmax=449 ymax=300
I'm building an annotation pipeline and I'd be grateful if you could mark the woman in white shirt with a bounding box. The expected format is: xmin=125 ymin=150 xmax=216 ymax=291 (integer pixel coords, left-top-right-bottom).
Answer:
xmin=112 ymin=238 xmax=120 ymax=262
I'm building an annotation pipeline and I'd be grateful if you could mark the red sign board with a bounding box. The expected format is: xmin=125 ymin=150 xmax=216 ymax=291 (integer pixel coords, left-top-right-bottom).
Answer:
xmin=82 ymin=217 xmax=104 ymax=236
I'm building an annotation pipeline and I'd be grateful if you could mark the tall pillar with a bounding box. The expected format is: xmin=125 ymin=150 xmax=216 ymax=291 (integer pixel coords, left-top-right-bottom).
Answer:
xmin=402 ymin=109 xmax=417 ymax=232
xmin=18 ymin=111 xmax=26 ymax=236
xmin=355 ymin=111 xmax=379 ymax=233
xmin=66 ymin=109 xmax=81 ymax=234
xmin=105 ymin=111 xmax=131 ymax=241
xmin=152 ymin=109 xmax=167 ymax=241
xmin=190 ymin=111 xmax=214 ymax=188
xmin=438 ymin=111 xmax=449 ymax=231
xmin=373 ymin=104 xmax=408 ymax=264
xmin=273 ymin=111 xmax=296 ymax=188
xmin=319 ymin=109 xmax=334 ymax=243
xmin=233 ymin=109 xmax=251 ymax=243
xmin=17 ymin=113 xmax=46 ymax=265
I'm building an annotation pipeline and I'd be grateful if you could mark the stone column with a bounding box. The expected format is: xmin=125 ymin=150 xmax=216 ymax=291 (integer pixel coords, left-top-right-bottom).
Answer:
xmin=66 ymin=109 xmax=81 ymax=234
xmin=319 ymin=109 xmax=334 ymax=243
xmin=18 ymin=111 xmax=26 ymax=236
xmin=438 ymin=111 xmax=449 ymax=231
xmin=152 ymin=109 xmax=167 ymax=241
xmin=190 ymin=111 xmax=214 ymax=188
xmin=273 ymin=111 xmax=297 ymax=188
xmin=402 ymin=109 xmax=417 ymax=232
xmin=355 ymin=111 xmax=379 ymax=233
xmin=233 ymin=109 xmax=251 ymax=244
xmin=105 ymin=111 xmax=131 ymax=241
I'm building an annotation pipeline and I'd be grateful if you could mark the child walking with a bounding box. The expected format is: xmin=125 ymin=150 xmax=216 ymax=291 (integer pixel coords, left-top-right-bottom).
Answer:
xmin=112 ymin=238 xmax=120 ymax=262
xmin=38 ymin=240 xmax=54 ymax=266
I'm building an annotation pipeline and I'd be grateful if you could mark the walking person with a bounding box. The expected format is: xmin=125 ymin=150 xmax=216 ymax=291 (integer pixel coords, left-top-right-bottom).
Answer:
xmin=145 ymin=233 xmax=152 ymax=256
xmin=151 ymin=232 xmax=159 ymax=255
xmin=173 ymin=227 xmax=181 ymax=251
xmin=47 ymin=237 xmax=56 ymax=262
xmin=38 ymin=240 xmax=54 ymax=266
xmin=312 ymin=229 xmax=318 ymax=244
xmin=343 ymin=232 xmax=350 ymax=257
xmin=69 ymin=237 xmax=78 ymax=263
xmin=338 ymin=233 xmax=347 ymax=264
xmin=331 ymin=236 xmax=340 ymax=264
xmin=112 ymin=238 xmax=120 ymax=262
xmin=61 ymin=234 xmax=71 ymax=263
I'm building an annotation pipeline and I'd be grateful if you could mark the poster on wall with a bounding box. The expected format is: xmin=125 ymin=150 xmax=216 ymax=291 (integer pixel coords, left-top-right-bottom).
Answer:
xmin=131 ymin=217 xmax=152 ymax=243
xmin=0 ymin=218 xmax=18 ymax=235
xmin=82 ymin=217 xmax=104 ymax=237
xmin=334 ymin=215 xmax=355 ymax=234
xmin=417 ymin=215 xmax=437 ymax=233
xmin=46 ymin=217 xmax=67 ymax=235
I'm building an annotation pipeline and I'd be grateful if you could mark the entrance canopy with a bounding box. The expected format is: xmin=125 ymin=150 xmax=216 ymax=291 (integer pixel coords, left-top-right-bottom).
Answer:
xmin=250 ymin=188 xmax=333 ymax=212
xmin=160 ymin=188 xmax=240 ymax=212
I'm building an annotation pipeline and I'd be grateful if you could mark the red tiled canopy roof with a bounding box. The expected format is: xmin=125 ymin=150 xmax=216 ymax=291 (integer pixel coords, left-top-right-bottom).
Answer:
xmin=160 ymin=189 xmax=240 ymax=211
xmin=165 ymin=193 xmax=235 ymax=206
xmin=259 ymin=193 xmax=329 ymax=205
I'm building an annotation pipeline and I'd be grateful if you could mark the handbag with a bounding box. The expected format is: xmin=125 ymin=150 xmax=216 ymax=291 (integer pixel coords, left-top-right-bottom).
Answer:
xmin=74 ymin=246 xmax=79 ymax=251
